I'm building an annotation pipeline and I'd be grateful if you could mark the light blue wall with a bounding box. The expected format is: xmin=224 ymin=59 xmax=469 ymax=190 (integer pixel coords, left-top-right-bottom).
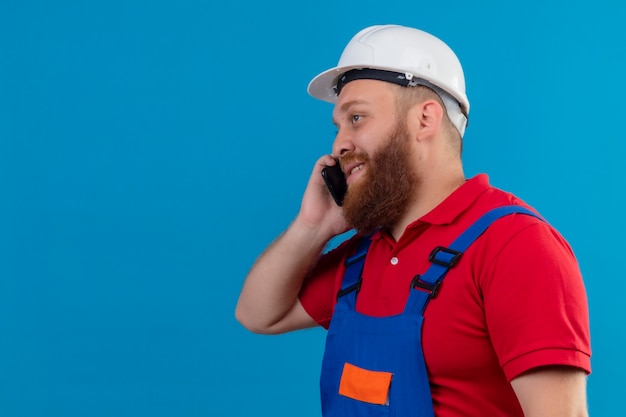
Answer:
xmin=0 ymin=1 xmax=621 ymax=415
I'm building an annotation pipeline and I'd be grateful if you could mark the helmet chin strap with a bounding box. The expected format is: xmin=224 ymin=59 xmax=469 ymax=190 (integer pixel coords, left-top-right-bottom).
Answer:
xmin=334 ymin=68 xmax=468 ymax=138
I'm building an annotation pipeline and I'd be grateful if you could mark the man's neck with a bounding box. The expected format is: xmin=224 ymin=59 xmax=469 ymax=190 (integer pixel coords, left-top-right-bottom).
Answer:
xmin=389 ymin=172 xmax=466 ymax=241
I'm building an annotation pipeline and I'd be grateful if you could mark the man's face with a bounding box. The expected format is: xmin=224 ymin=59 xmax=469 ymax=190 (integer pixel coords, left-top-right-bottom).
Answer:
xmin=331 ymin=80 xmax=419 ymax=234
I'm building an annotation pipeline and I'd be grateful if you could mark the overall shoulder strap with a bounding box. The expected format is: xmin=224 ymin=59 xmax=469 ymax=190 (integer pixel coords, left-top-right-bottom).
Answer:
xmin=335 ymin=235 xmax=373 ymax=309
xmin=408 ymin=205 xmax=544 ymax=314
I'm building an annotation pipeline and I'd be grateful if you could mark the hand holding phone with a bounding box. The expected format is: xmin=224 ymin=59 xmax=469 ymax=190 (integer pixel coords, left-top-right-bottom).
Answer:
xmin=321 ymin=161 xmax=347 ymax=206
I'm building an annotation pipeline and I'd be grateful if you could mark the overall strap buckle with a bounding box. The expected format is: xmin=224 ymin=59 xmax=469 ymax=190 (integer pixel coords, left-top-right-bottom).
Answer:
xmin=428 ymin=246 xmax=463 ymax=268
xmin=336 ymin=280 xmax=362 ymax=300
xmin=411 ymin=274 xmax=442 ymax=299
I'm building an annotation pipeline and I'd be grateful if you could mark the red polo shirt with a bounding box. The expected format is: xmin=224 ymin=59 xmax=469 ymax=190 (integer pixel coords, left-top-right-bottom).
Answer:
xmin=299 ymin=174 xmax=591 ymax=417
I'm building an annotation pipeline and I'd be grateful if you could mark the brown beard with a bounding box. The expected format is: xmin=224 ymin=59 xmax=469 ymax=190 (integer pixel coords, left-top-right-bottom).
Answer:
xmin=341 ymin=120 xmax=419 ymax=235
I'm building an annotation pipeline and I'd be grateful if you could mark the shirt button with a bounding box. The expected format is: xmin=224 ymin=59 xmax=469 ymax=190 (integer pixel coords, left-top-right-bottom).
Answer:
xmin=390 ymin=257 xmax=399 ymax=265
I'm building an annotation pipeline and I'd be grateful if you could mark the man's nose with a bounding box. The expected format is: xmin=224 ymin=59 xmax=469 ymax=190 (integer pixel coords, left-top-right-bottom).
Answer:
xmin=332 ymin=129 xmax=356 ymax=158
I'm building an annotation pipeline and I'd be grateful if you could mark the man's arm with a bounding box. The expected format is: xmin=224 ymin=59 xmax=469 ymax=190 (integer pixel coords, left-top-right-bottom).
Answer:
xmin=235 ymin=155 xmax=349 ymax=334
xmin=511 ymin=366 xmax=589 ymax=417
xmin=235 ymin=219 xmax=332 ymax=334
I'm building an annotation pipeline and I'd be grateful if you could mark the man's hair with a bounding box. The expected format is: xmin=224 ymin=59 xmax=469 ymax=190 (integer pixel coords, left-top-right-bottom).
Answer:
xmin=390 ymin=84 xmax=463 ymax=155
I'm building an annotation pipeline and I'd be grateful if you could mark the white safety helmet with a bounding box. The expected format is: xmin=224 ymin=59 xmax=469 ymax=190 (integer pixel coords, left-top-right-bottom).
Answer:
xmin=308 ymin=25 xmax=470 ymax=137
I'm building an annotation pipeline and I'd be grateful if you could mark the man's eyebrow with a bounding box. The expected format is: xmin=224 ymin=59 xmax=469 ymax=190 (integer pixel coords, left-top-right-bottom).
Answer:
xmin=331 ymin=99 xmax=369 ymax=126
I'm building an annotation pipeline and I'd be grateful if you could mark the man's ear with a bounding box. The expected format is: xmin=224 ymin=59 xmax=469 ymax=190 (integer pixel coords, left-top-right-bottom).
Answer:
xmin=408 ymin=100 xmax=444 ymax=141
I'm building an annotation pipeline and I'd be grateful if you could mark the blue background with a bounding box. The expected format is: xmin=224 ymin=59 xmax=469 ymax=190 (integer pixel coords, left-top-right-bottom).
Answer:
xmin=0 ymin=1 xmax=622 ymax=415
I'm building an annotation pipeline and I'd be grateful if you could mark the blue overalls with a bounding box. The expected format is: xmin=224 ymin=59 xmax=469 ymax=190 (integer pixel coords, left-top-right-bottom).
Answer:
xmin=320 ymin=206 xmax=542 ymax=417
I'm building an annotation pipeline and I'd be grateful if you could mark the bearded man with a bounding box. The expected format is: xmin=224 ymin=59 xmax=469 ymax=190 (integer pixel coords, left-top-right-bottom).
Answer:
xmin=235 ymin=24 xmax=591 ymax=417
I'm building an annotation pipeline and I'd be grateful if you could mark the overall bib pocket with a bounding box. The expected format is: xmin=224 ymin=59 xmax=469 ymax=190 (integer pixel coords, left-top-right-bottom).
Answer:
xmin=338 ymin=362 xmax=392 ymax=405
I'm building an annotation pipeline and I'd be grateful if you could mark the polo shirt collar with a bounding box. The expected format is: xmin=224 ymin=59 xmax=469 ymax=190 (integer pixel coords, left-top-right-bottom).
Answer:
xmin=418 ymin=173 xmax=491 ymax=226
xmin=369 ymin=174 xmax=491 ymax=241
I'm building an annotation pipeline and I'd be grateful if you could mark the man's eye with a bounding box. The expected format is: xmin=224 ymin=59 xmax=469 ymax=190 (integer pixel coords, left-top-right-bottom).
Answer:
xmin=351 ymin=115 xmax=361 ymax=123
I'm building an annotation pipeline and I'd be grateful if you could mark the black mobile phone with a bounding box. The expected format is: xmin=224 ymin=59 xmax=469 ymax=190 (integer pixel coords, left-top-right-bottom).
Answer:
xmin=321 ymin=161 xmax=347 ymax=206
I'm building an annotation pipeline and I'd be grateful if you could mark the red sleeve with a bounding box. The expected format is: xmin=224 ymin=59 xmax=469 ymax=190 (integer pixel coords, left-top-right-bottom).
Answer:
xmin=298 ymin=238 xmax=357 ymax=329
xmin=481 ymin=221 xmax=592 ymax=381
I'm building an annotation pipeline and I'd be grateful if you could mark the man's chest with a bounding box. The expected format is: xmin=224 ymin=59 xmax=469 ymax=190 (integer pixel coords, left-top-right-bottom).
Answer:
xmin=352 ymin=236 xmax=498 ymax=378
